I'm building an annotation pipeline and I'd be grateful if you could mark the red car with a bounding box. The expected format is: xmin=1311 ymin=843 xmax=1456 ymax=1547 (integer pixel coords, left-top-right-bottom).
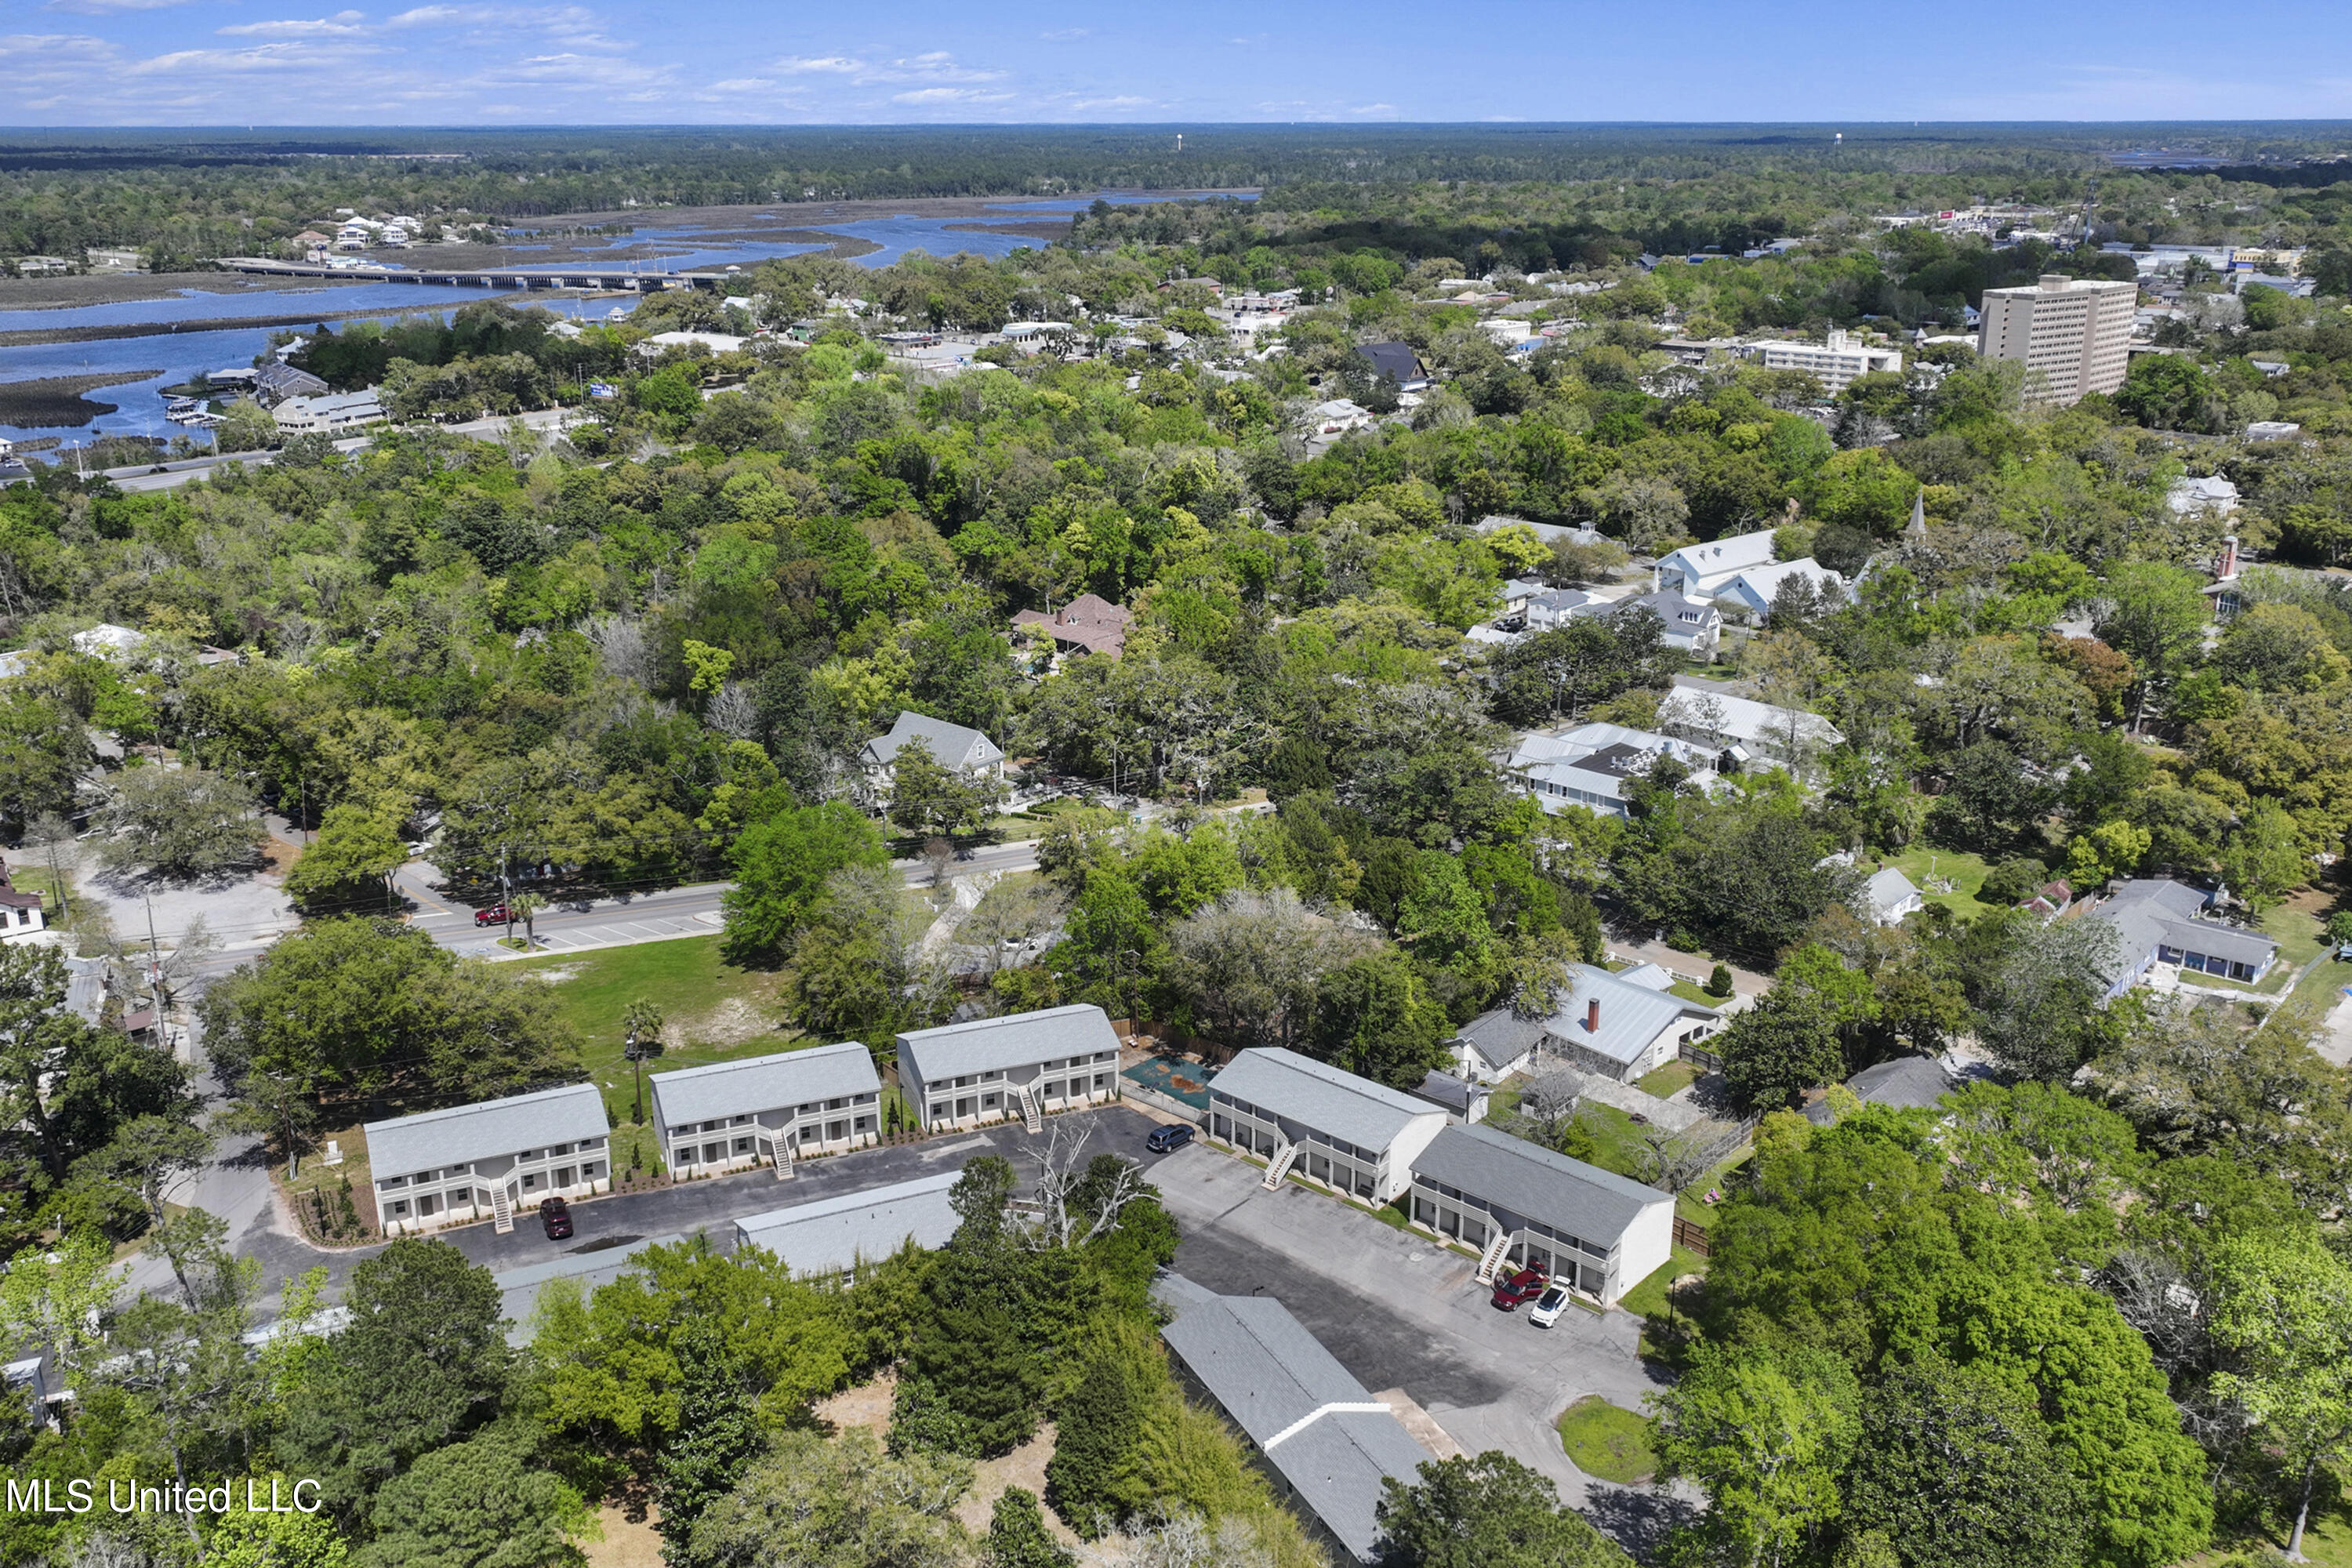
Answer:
xmin=1490 ymin=1268 xmax=1547 ymax=1311
xmin=539 ymin=1196 xmax=572 ymax=1240
xmin=474 ymin=905 xmax=511 ymax=927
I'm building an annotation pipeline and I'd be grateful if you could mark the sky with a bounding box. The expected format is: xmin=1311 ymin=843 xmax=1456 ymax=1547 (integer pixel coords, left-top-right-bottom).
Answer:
xmin=5 ymin=1 xmax=2352 ymax=125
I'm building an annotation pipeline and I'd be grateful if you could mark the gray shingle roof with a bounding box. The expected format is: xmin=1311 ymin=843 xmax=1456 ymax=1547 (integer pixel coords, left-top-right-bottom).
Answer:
xmin=1410 ymin=1124 xmax=1671 ymax=1251
xmin=648 ymin=1040 xmax=878 ymax=1132
xmin=1161 ymin=1289 xmax=1432 ymax=1563
xmin=862 ymin=710 xmax=1004 ymax=771
xmin=1847 ymin=1056 xmax=1954 ymax=1109
xmin=897 ymin=1004 xmax=1119 ymax=1087
xmin=1864 ymin=867 xmax=1921 ymax=914
xmin=1208 ymin=1047 xmax=1443 ymax=1153
xmin=365 ymin=1082 xmax=605 ymax=1179
xmin=2089 ymin=878 xmax=2278 ymax=975
xmin=1456 ymin=1009 xmax=1545 ymax=1072
xmin=734 ymin=1172 xmax=961 ymax=1276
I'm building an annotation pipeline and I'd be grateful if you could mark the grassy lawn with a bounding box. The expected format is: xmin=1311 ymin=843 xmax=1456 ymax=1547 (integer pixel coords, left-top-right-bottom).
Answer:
xmin=510 ymin=937 xmax=807 ymax=1169
xmin=1573 ymin=1102 xmax=1650 ymax=1182
xmin=1668 ymin=980 xmax=1724 ymax=1007
xmin=1555 ymin=1396 xmax=1656 ymax=1484
xmin=1620 ymin=1243 xmax=1708 ymax=1322
xmin=1885 ymin=844 xmax=1996 ymax=912
xmin=1636 ymin=1060 xmax=1699 ymax=1098
xmin=2174 ymin=897 xmax=2330 ymax=1000
xmin=1677 ymin=1151 xmax=1750 ymax=1225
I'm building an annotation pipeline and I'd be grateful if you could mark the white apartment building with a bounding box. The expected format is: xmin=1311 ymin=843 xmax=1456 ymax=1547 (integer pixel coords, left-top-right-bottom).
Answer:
xmin=1205 ymin=1047 xmax=1448 ymax=1204
xmin=365 ymin=1083 xmax=612 ymax=1236
xmin=1750 ymin=329 xmax=1903 ymax=394
xmin=647 ymin=1040 xmax=883 ymax=1180
xmin=897 ymin=1004 xmax=1123 ymax=1132
xmin=1977 ymin=274 xmax=2138 ymax=404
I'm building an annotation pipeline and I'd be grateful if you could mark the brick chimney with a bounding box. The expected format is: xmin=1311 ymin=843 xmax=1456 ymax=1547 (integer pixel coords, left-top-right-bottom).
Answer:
xmin=2217 ymin=535 xmax=2240 ymax=580
xmin=1585 ymin=998 xmax=1600 ymax=1033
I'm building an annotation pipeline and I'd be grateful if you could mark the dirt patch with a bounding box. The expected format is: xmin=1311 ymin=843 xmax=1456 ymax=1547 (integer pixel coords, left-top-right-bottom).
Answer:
xmin=582 ymin=1502 xmax=663 ymax=1568
xmin=667 ymin=996 xmax=786 ymax=1051
xmin=529 ymin=963 xmax=587 ymax=985
xmin=260 ymin=839 xmax=299 ymax=877
xmin=814 ymin=1370 xmax=896 ymax=1436
xmin=953 ymin=1422 xmax=1082 ymax=1545
xmin=0 ymin=370 xmax=162 ymax=426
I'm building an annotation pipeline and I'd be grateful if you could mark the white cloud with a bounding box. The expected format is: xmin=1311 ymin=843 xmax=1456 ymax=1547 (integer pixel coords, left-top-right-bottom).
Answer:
xmin=1040 ymin=28 xmax=1089 ymax=41
xmin=890 ymin=85 xmax=1013 ymax=104
xmin=1347 ymin=102 xmax=1397 ymax=116
xmin=217 ymin=13 xmax=370 ymax=38
xmin=43 ymin=0 xmax=188 ymax=13
xmin=707 ymin=77 xmax=775 ymax=92
xmin=1065 ymin=94 xmax=1152 ymax=111
xmin=773 ymin=54 xmax=863 ymax=74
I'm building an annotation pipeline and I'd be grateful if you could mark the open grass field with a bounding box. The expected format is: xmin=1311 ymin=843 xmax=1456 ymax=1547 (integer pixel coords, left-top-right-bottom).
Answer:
xmin=1620 ymin=1243 xmax=1707 ymax=1323
xmin=1886 ymin=844 xmax=1997 ymax=912
xmin=1636 ymin=1060 xmax=1699 ymax=1098
xmin=1555 ymin=1396 xmax=1656 ymax=1483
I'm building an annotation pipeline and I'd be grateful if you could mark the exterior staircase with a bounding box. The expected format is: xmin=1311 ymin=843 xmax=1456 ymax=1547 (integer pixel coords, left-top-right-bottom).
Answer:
xmin=1262 ymin=1140 xmax=1300 ymax=1189
xmin=490 ymin=1184 xmax=514 ymax=1236
xmin=1475 ymin=1229 xmax=1513 ymax=1284
xmin=1015 ymin=1084 xmax=1042 ymax=1134
xmin=775 ymin=1133 xmax=795 ymax=1180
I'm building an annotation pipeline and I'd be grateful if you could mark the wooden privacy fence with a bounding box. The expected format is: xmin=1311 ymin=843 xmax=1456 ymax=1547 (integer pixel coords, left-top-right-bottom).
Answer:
xmin=1672 ymin=1215 xmax=1712 ymax=1257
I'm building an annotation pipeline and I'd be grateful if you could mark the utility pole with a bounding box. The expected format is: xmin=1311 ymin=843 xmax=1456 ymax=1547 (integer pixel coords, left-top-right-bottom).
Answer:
xmin=143 ymin=885 xmax=162 ymax=1009
xmin=500 ymin=844 xmax=515 ymax=945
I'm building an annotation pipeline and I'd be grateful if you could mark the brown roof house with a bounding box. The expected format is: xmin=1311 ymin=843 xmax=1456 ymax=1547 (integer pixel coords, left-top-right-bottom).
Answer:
xmin=1012 ymin=593 xmax=1132 ymax=666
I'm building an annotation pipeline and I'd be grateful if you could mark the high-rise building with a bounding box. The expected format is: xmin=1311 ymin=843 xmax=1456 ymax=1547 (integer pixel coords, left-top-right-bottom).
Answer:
xmin=1977 ymin=274 xmax=2138 ymax=403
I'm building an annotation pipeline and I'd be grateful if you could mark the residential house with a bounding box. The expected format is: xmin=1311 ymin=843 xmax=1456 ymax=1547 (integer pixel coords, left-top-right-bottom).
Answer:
xmin=1307 ymin=398 xmax=1374 ymax=437
xmin=646 ymin=1040 xmax=882 ymax=1181
xmin=364 ymin=1082 xmax=611 ymax=1235
xmin=1657 ymin=677 xmax=1846 ymax=771
xmin=636 ymin=330 xmax=748 ymax=358
xmin=1652 ymin=528 xmax=1846 ymax=616
xmin=1710 ymin=557 xmax=1846 ymax=618
xmin=1406 ymin=1123 xmax=1675 ymax=1303
xmin=896 ymin=1004 xmax=1123 ymax=1132
xmin=859 ymin=710 xmax=1005 ymax=787
xmin=2169 ymin=474 xmax=2241 ymax=517
xmin=733 ymin=1172 xmax=962 ymax=1279
xmin=1506 ymin=722 xmax=1719 ymax=818
xmin=2088 ymin=877 xmax=2280 ymax=996
xmin=1473 ymin=515 xmax=1606 ymax=549
xmin=1159 ymin=1283 xmax=1433 ymax=1565
xmin=84 ymin=248 xmax=143 ymax=274
xmin=252 ymin=363 xmax=328 ymax=408
xmin=0 ymin=857 xmax=46 ymax=945
xmin=1860 ymin=867 xmax=1925 ymax=925
xmin=1203 ymin=1047 xmax=1448 ymax=1203
xmin=273 ymin=390 xmax=386 ymax=435
xmin=1617 ymin=590 xmax=1722 ymax=656
xmin=1352 ymin=341 xmax=1427 ymax=391
xmin=1012 ymin=593 xmax=1133 ymax=663
xmin=1455 ymin=964 xmax=1723 ymax=1085
xmin=1407 ymin=1069 xmax=1491 ymax=1125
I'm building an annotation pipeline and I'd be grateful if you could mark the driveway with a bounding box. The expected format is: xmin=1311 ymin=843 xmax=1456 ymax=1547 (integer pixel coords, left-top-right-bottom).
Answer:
xmin=1152 ymin=1147 xmax=1681 ymax=1533
xmin=230 ymin=1105 xmax=1178 ymax=1305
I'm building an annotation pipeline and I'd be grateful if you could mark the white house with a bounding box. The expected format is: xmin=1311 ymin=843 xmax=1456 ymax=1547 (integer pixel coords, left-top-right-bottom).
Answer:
xmin=636 ymin=330 xmax=750 ymax=358
xmin=1657 ymin=679 xmax=1846 ymax=770
xmin=647 ymin=1040 xmax=882 ymax=1181
xmin=896 ymin=1004 xmax=1123 ymax=1132
xmin=1455 ymin=964 xmax=1723 ymax=1085
xmin=365 ymin=1082 xmax=612 ymax=1235
xmin=860 ymin=710 xmax=1005 ymax=786
xmin=1860 ymin=867 xmax=1925 ymax=925
xmin=1406 ymin=1123 xmax=1675 ymax=1303
xmin=734 ymin=1171 xmax=963 ymax=1279
xmin=274 ymin=390 xmax=386 ymax=434
xmin=1203 ymin=1047 xmax=1448 ymax=1203
xmin=1653 ymin=528 xmax=1844 ymax=615
xmin=2169 ymin=474 xmax=2241 ymax=517
xmin=1507 ymin=723 xmax=1719 ymax=818
xmin=1617 ymin=590 xmax=1722 ymax=655
xmin=1711 ymin=557 xmax=1846 ymax=618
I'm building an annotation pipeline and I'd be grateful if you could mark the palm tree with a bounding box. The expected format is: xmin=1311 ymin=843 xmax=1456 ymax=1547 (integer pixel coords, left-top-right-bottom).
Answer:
xmin=510 ymin=891 xmax=545 ymax=946
xmin=622 ymin=996 xmax=666 ymax=1127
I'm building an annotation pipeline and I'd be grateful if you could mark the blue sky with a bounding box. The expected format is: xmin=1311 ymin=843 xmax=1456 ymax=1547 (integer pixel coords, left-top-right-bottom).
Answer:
xmin=5 ymin=1 xmax=2350 ymax=125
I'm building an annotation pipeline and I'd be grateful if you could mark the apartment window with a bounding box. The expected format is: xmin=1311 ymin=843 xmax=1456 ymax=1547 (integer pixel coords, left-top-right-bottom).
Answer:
xmin=390 ymin=1200 xmax=410 ymax=1217
xmin=929 ymin=1103 xmax=948 ymax=1121
xmin=581 ymin=1163 xmax=601 ymax=1179
xmin=827 ymin=1098 xmax=847 ymax=1111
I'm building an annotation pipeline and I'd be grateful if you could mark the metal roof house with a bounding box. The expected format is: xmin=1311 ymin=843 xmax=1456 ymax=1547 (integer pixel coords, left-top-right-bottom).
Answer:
xmin=2088 ymin=878 xmax=2280 ymax=996
xmin=859 ymin=710 xmax=1005 ymax=782
xmin=1160 ymin=1285 xmax=1433 ymax=1563
xmin=897 ymin=1004 xmax=1123 ymax=1133
xmin=1456 ymin=964 xmax=1723 ymax=1085
xmin=1507 ymin=723 xmax=1719 ymax=818
xmin=1860 ymin=867 xmax=1926 ymax=925
xmin=734 ymin=1171 xmax=962 ymax=1279
xmin=1657 ymin=677 xmax=1846 ymax=770
xmin=647 ymin=1040 xmax=882 ymax=1181
xmin=1205 ymin=1047 xmax=1448 ymax=1203
xmin=1407 ymin=1123 xmax=1675 ymax=1303
xmin=363 ymin=1082 xmax=611 ymax=1236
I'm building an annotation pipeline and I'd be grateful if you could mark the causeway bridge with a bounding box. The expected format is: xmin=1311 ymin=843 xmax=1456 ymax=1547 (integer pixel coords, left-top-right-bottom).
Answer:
xmin=212 ymin=257 xmax=725 ymax=292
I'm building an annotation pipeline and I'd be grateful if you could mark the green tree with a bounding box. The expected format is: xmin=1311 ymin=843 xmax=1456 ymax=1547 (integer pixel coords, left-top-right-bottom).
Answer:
xmin=983 ymin=1487 xmax=1073 ymax=1568
xmin=655 ymin=1321 xmax=768 ymax=1558
xmin=1374 ymin=1451 xmax=1631 ymax=1568
xmin=1307 ymin=952 xmax=1451 ymax=1087
xmin=687 ymin=1427 xmax=971 ymax=1568
xmin=2206 ymin=1232 xmax=2352 ymax=1561
xmin=2091 ymin=563 xmax=2211 ymax=729
xmin=358 ymin=1427 xmax=595 ymax=1568
xmin=205 ymin=1499 xmax=351 ymax=1568
xmin=1716 ymin=990 xmax=1848 ymax=1112
xmin=2218 ymin=799 xmax=2307 ymax=914
xmin=1045 ymin=1341 xmax=1149 ymax=1537
xmin=1842 ymin=1361 xmax=2087 ymax=1568
xmin=887 ymin=735 xmax=1004 ymax=839
xmin=92 ymin=764 xmax=265 ymax=878
xmin=283 ymin=802 xmax=409 ymax=913
xmin=1648 ymin=1343 xmax=1860 ymax=1568
xmin=721 ymin=800 xmax=890 ymax=966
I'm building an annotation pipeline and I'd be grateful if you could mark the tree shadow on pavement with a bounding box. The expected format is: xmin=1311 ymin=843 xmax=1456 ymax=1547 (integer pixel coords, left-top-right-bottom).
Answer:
xmin=1582 ymin=1484 xmax=1700 ymax=1564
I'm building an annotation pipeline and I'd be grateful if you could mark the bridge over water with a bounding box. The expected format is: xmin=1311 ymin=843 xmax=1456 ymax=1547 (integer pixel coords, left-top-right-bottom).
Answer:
xmin=212 ymin=257 xmax=724 ymax=292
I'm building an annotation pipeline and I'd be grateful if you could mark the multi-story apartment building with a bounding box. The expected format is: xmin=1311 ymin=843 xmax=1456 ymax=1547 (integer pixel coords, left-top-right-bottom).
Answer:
xmin=1977 ymin=274 xmax=2138 ymax=403
xmin=896 ymin=1004 xmax=1123 ymax=1132
xmin=365 ymin=1083 xmax=611 ymax=1236
xmin=1750 ymin=328 xmax=1903 ymax=394
xmin=647 ymin=1039 xmax=883 ymax=1180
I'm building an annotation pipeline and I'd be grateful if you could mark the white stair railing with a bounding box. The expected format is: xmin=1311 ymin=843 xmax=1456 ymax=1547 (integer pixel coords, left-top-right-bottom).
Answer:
xmin=490 ymin=1185 xmax=514 ymax=1235
xmin=1261 ymin=1141 xmax=1300 ymax=1189
xmin=1475 ymin=1229 xmax=1512 ymax=1284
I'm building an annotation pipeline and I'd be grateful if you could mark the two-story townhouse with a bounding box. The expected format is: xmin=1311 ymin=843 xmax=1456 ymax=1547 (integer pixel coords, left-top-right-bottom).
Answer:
xmin=1204 ymin=1047 xmax=1448 ymax=1203
xmin=647 ymin=1040 xmax=883 ymax=1180
xmin=896 ymin=1004 xmax=1123 ymax=1133
xmin=365 ymin=1082 xmax=611 ymax=1236
xmin=1406 ymin=1123 xmax=1674 ymax=1304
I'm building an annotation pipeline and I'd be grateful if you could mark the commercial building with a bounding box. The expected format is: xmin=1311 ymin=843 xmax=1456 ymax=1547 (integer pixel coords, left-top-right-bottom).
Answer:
xmin=896 ymin=1004 xmax=1123 ymax=1132
xmin=1406 ymin=1123 xmax=1675 ymax=1303
xmin=1203 ymin=1047 xmax=1447 ymax=1203
xmin=273 ymin=390 xmax=386 ymax=434
xmin=646 ymin=1040 xmax=882 ymax=1181
xmin=1751 ymin=328 xmax=1903 ymax=394
xmin=1977 ymin=274 xmax=2138 ymax=404
xmin=734 ymin=1172 xmax=963 ymax=1279
xmin=364 ymin=1083 xmax=612 ymax=1235
xmin=1159 ymin=1282 xmax=1433 ymax=1564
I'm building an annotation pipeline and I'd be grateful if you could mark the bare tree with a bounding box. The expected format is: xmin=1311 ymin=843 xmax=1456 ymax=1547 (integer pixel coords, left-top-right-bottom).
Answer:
xmin=583 ymin=614 xmax=652 ymax=686
xmin=1025 ymin=1122 xmax=1149 ymax=1251
xmin=961 ymin=879 xmax=1069 ymax=976
xmin=706 ymin=680 xmax=760 ymax=740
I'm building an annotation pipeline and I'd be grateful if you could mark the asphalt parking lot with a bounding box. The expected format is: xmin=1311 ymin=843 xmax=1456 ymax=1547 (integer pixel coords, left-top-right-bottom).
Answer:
xmin=1153 ymin=1146 xmax=1679 ymax=1523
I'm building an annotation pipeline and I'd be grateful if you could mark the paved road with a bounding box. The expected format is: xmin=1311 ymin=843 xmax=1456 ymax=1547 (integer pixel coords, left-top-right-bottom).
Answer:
xmin=107 ymin=407 xmax=585 ymax=493
xmin=229 ymin=1104 xmax=1176 ymax=1308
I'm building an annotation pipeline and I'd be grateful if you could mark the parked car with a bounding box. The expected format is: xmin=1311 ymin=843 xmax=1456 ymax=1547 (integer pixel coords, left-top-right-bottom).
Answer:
xmin=1145 ymin=1123 xmax=1195 ymax=1153
xmin=474 ymin=905 xmax=510 ymax=927
xmin=1527 ymin=1282 xmax=1573 ymax=1327
xmin=539 ymin=1196 xmax=572 ymax=1240
xmin=1490 ymin=1268 xmax=1547 ymax=1310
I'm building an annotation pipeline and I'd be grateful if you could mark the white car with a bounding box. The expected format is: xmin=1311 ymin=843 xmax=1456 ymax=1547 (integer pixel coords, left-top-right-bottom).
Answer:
xmin=1526 ymin=1281 xmax=1573 ymax=1328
